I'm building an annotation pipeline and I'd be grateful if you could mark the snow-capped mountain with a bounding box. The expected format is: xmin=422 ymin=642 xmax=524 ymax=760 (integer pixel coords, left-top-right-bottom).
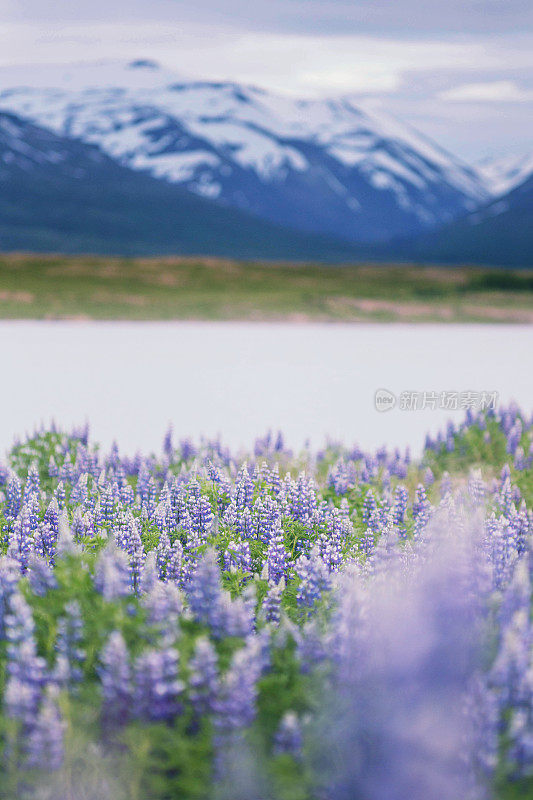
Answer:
xmin=0 ymin=111 xmax=360 ymax=259
xmin=0 ymin=60 xmax=489 ymax=243
xmin=475 ymin=153 xmax=533 ymax=198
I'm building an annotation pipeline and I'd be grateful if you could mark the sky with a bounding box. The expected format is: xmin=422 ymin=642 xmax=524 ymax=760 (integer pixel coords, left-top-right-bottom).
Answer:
xmin=1 ymin=0 xmax=532 ymax=161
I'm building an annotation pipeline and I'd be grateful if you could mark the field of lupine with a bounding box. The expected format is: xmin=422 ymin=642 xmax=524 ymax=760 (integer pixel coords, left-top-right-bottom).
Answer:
xmin=1 ymin=408 xmax=533 ymax=799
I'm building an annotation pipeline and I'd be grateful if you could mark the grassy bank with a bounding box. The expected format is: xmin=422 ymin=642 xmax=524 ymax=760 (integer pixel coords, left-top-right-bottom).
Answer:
xmin=1 ymin=253 xmax=533 ymax=322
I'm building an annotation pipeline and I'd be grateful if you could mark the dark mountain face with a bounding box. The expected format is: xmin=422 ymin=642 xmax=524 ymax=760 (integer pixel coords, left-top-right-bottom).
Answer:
xmin=0 ymin=112 xmax=361 ymax=260
xmin=396 ymin=175 xmax=533 ymax=267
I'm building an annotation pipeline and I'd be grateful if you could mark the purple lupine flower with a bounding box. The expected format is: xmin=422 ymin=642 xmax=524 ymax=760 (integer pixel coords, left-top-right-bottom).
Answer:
xmin=266 ymin=524 xmax=289 ymax=584
xmin=189 ymin=495 xmax=214 ymax=538
xmin=187 ymin=477 xmax=202 ymax=501
xmin=318 ymin=527 xmax=343 ymax=573
xmin=98 ymin=631 xmax=132 ymax=727
xmin=514 ymin=446 xmax=526 ymax=472
xmin=392 ymin=485 xmax=408 ymax=533
xmin=507 ymin=420 xmax=523 ymax=456
xmin=55 ymin=600 xmax=85 ymax=686
xmin=56 ymin=511 xmax=79 ymax=556
xmin=362 ymin=491 xmax=377 ymax=526
xmin=490 ymin=559 xmax=531 ymax=712
xmin=189 ymin=636 xmax=219 ymax=717
xmin=485 ymin=514 xmax=518 ymax=591
xmin=142 ymin=476 xmax=158 ymax=519
xmin=507 ymin=706 xmax=533 ymax=776
xmin=23 ymin=462 xmax=40 ymax=503
xmin=143 ymin=581 xmax=183 ymax=642
xmin=5 ymin=473 xmax=22 ymax=519
xmin=413 ymin=484 xmax=432 ymax=538
xmin=166 ymin=539 xmax=185 ymax=586
xmin=139 ymin=551 xmax=159 ymax=595
xmin=100 ymin=483 xmax=118 ymax=525
xmin=294 ymin=547 xmax=331 ymax=609
xmin=215 ymin=638 xmax=263 ymax=734
xmin=155 ymin=531 xmax=172 ymax=580
xmin=0 ymin=556 xmax=20 ymax=636
xmin=313 ymin=525 xmax=488 ymax=800
xmin=262 ymin=580 xmax=284 ymax=625
xmin=296 ymin=618 xmax=328 ymax=674
xmin=4 ymin=593 xmax=46 ymax=736
xmin=254 ymin=495 xmax=281 ymax=543
xmin=462 ymin=673 xmax=499 ymax=793
xmin=154 ymin=499 xmax=170 ymax=534
xmin=222 ymin=500 xmax=239 ymax=530
xmin=27 ymin=492 xmax=40 ymax=532
xmin=121 ymin=482 xmax=135 ymax=506
xmin=223 ymin=540 xmax=253 ymax=574
xmin=237 ymin=507 xmax=254 ymax=539
xmin=134 ymin=646 xmax=184 ymax=722
xmin=136 ymin=463 xmax=150 ymax=502
xmin=330 ymin=459 xmax=355 ymax=496
xmin=25 ymin=689 xmax=65 ymax=772
xmin=235 ymin=465 xmax=254 ymax=511
xmin=59 ymin=458 xmax=74 ymax=484
xmin=4 ymin=675 xmax=43 ymax=730
xmin=127 ymin=529 xmax=146 ymax=594
xmin=6 ymin=592 xmax=37 ymax=662
xmin=269 ymin=463 xmax=282 ymax=495
xmin=274 ymin=712 xmax=302 ymax=758
xmin=7 ymin=509 xmax=33 ymax=571
xmin=163 ymin=425 xmax=174 ymax=458
xmin=187 ymin=549 xmax=223 ymax=629
xmin=44 ymin=498 xmax=60 ymax=537
xmin=94 ymin=545 xmax=131 ymax=601
xmin=27 ymin=553 xmax=57 ymax=597
xmin=423 ymin=467 xmax=435 ymax=487
xmin=367 ymin=506 xmax=385 ymax=535
xmin=54 ymin=481 xmax=66 ymax=510
xmin=468 ymin=468 xmax=486 ymax=505
xmin=217 ymin=588 xmax=255 ymax=639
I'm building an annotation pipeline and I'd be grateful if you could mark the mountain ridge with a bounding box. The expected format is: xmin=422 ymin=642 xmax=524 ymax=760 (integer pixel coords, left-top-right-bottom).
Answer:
xmin=0 ymin=59 xmax=489 ymax=244
xmin=0 ymin=111 xmax=363 ymax=260
xmin=394 ymin=172 xmax=533 ymax=267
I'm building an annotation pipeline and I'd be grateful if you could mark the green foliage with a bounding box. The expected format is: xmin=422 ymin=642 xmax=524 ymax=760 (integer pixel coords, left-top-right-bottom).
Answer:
xmin=0 ymin=254 xmax=532 ymax=322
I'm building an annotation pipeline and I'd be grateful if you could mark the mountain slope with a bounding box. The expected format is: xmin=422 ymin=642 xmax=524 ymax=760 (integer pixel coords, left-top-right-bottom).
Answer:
xmin=399 ymin=174 xmax=533 ymax=267
xmin=0 ymin=60 xmax=488 ymax=244
xmin=0 ymin=112 xmax=362 ymax=260
xmin=475 ymin=153 xmax=533 ymax=197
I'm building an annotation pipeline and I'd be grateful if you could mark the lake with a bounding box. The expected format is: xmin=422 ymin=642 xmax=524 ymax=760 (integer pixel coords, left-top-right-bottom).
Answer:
xmin=1 ymin=322 xmax=531 ymax=457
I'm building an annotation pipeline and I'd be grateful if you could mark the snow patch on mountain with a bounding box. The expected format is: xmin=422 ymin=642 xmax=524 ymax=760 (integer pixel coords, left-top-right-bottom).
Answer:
xmin=0 ymin=60 xmax=491 ymax=243
xmin=476 ymin=153 xmax=533 ymax=197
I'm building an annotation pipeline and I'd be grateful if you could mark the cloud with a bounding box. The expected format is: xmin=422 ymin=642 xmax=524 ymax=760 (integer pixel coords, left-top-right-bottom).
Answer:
xmin=4 ymin=0 xmax=533 ymax=37
xmin=0 ymin=11 xmax=531 ymax=160
xmin=0 ymin=23 xmax=530 ymax=98
xmin=440 ymin=80 xmax=533 ymax=102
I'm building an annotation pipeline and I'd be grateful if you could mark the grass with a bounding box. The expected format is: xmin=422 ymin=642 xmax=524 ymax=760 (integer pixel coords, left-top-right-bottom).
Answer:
xmin=1 ymin=253 xmax=533 ymax=322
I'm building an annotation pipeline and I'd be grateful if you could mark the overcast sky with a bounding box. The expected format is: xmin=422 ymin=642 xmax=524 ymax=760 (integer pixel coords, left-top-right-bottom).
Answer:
xmin=2 ymin=0 xmax=532 ymax=161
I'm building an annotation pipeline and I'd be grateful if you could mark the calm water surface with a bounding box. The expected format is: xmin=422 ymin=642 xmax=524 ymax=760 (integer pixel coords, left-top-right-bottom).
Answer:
xmin=0 ymin=322 xmax=531 ymax=456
